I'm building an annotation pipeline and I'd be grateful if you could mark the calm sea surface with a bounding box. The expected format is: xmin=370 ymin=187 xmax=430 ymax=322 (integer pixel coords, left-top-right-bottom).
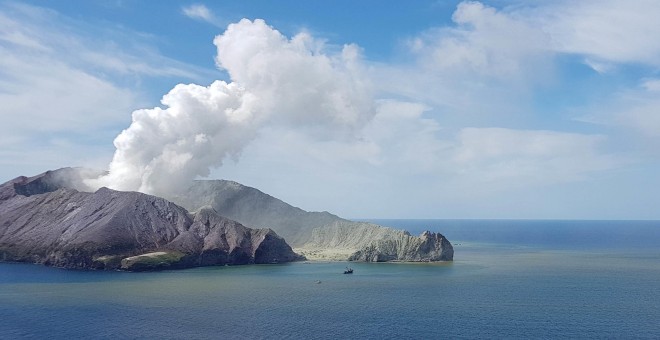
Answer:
xmin=1 ymin=220 xmax=659 ymax=339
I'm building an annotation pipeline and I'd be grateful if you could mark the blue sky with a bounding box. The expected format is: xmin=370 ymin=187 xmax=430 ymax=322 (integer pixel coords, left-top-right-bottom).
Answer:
xmin=1 ymin=0 xmax=659 ymax=219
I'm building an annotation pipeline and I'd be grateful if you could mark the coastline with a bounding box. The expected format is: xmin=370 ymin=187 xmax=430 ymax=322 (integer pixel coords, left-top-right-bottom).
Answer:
xmin=294 ymin=247 xmax=357 ymax=261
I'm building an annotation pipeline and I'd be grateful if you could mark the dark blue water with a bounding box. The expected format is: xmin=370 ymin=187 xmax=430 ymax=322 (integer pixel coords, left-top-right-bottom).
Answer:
xmin=1 ymin=220 xmax=659 ymax=339
xmin=368 ymin=219 xmax=660 ymax=250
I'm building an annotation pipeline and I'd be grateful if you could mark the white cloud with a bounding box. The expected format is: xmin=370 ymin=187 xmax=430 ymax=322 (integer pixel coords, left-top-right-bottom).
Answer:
xmin=0 ymin=2 xmax=212 ymax=182
xmin=0 ymin=49 xmax=138 ymax=132
xmin=541 ymin=0 xmax=660 ymax=67
xmin=380 ymin=1 xmax=558 ymax=125
xmin=614 ymin=80 xmax=660 ymax=139
xmin=183 ymin=4 xmax=212 ymax=21
xmin=92 ymin=19 xmax=376 ymax=196
xmin=214 ymin=19 xmax=375 ymax=134
xmin=642 ymin=79 xmax=660 ymax=92
xmin=409 ymin=1 xmax=553 ymax=79
xmin=0 ymin=3 xmax=207 ymax=81
xmin=182 ymin=4 xmax=221 ymax=26
xmin=391 ymin=0 xmax=660 ymax=118
xmin=573 ymin=77 xmax=660 ymax=145
xmin=583 ymin=58 xmax=613 ymax=74
xmin=450 ymin=128 xmax=617 ymax=186
xmin=212 ymin=94 xmax=621 ymax=216
xmin=3 ymin=1 xmax=648 ymax=218
xmin=86 ymin=12 xmax=630 ymax=217
xmin=414 ymin=0 xmax=660 ymax=72
xmin=0 ymin=5 xmax=139 ymax=155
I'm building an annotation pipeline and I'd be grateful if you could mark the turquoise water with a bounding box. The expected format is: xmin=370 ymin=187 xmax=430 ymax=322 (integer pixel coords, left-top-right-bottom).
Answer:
xmin=1 ymin=220 xmax=660 ymax=339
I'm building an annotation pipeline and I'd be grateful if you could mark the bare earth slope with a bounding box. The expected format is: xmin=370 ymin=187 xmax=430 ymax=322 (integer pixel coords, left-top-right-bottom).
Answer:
xmin=171 ymin=179 xmax=454 ymax=262
xmin=170 ymin=180 xmax=344 ymax=247
xmin=0 ymin=169 xmax=300 ymax=270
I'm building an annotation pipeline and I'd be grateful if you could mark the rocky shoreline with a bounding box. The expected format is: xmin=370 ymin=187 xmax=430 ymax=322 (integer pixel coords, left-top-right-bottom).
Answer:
xmin=0 ymin=170 xmax=302 ymax=271
xmin=0 ymin=168 xmax=453 ymax=271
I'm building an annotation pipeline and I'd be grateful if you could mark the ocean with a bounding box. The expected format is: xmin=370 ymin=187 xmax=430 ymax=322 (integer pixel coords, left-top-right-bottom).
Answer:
xmin=1 ymin=220 xmax=659 ymax=339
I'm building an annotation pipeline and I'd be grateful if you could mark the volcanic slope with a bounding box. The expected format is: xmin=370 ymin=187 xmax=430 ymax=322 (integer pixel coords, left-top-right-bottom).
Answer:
xmin=171 ymin=180 xmax=453 ymax=262
xmin=0 ymin=169 xmax=300 ymax=270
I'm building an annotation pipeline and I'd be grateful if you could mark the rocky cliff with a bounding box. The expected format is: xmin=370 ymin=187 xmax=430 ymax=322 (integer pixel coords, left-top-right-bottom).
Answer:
xmin=0 ymin=169 xmax=301 ymax=270
xmin=1 ymin=168 xmax=453 ymax=266
xmin=348 ymin=230 xmax=453 ymax=262
xmin=296 ymin=221 xmax=453 ymax=262
xmin=170 ymin=179 xmax=454 ymax=262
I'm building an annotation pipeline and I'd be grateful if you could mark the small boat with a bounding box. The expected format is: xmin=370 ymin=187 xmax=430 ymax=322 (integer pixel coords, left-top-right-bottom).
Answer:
xmin=343 ymin=267 xmax=353 ymax=274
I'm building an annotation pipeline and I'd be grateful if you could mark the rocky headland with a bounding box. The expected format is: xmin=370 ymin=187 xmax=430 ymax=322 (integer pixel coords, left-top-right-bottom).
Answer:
xmin=0 ymin=168 xmax=453 ymax=270
xmin=296 ymin=221 xmax=453 ymax=262
xmin=0 ymin=169 xmax=301 ymax=271
xmin=171 ymin=180 xmax=454 ymax=262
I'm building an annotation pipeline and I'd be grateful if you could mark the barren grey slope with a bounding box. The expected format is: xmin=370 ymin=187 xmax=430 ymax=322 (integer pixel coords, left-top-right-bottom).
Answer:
xmin=170 ymin=180 xmax=343 ymax=247
xmin=170 ymin=179 xmax=454 ymax=262
xmin=0 ymin=169 xmax=300 ymax=270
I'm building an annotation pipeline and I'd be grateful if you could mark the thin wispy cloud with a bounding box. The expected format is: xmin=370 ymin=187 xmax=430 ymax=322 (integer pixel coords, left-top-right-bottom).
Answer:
xmin=182 ymin=4 xmax=222 ymax=26
xmin=0 ymin=1 xmax=215 ymax=176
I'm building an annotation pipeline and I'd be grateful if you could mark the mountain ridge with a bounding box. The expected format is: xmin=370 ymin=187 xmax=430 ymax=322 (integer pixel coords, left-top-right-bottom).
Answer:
xmin=1 ymin=167 xmax=453 ymax=268
xmin=170 ymin=178 xmax=454 ymax=262
xmin=0 ymin=169 xmax=301 ymax=270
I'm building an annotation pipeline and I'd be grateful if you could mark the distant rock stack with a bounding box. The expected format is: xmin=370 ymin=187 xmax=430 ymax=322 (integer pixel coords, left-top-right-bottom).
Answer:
xmin=299 ymin=221 xmax=453 ymax=262
xmin=348 ymin=230 xmax=454 ymax=262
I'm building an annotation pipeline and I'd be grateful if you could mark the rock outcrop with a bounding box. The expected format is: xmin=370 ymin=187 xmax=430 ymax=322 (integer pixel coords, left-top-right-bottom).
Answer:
xmin=297 ymin=221 xmax=453 ymax=262
xmin=348 ymin=230 xmax=453 ymax=262
xmin=0 ymin=169 xmax=301 ymax=270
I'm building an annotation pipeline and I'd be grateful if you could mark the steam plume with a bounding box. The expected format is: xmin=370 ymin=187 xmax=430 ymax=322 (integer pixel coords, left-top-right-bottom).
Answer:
xmin=88 ymin=19 xmax=374 ymax=196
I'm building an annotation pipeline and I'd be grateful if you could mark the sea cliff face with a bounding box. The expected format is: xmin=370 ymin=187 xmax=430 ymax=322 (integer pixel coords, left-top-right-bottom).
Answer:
xmin=348 ymin=230 xmax=454 ymax=262
xmin=172 ymin=182 xmax=454 ymax=262
xmin=0 ymin=169 xmax=301 ymax=270
xmin=298 ymin=221 xmax=453 ymax=262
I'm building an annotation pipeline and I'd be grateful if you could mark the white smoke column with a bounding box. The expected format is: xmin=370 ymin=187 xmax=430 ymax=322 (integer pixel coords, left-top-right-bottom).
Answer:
xmin=89 ymin=19 xmax=374 ymax=196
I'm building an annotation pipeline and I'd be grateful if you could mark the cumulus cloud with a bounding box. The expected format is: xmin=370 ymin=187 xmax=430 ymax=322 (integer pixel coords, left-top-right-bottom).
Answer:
xmin=88 ymin=6 xmax=631 ymax=215
xmin=391 ymin=0 xmax=660 ymax=118
xmin=411 ymin=0 xmax=660 ymax=73
xmin=91 ymin=19 xmax=375 ymax=196
xmin=4 ymin=1 xmax=657 ymax=218
xmin=214 ymin=19 xmax=374 ymax=134
xmin=381 ymin=1 xmax=558 ymax=125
